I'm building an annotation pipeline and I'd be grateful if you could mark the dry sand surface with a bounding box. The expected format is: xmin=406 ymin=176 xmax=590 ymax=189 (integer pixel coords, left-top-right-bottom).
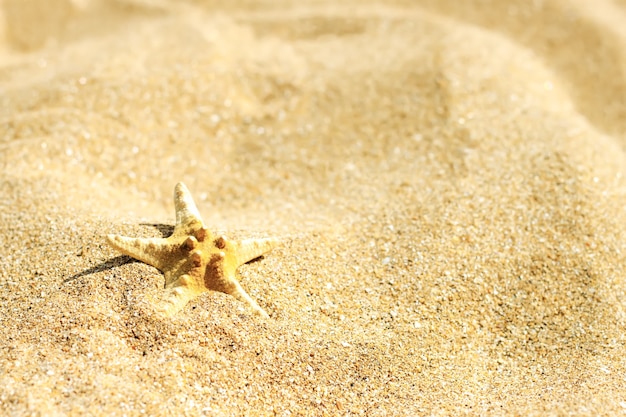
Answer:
xmin=2 ymin=0 xmax=626 ymax=415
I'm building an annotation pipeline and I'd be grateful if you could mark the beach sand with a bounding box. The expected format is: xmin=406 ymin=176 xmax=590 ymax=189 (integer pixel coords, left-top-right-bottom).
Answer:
xmin=2 ymin=0 xmax=626 ymax=415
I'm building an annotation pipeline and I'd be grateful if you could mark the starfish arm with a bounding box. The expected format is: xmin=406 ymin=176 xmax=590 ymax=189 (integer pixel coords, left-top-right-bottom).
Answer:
xmin=228 ymin=279 xmax=270 ymax=318
xmin=155 ymin=283 xmax=203 ymax=317
xmin=106 ymin=234 xmax=171 ymax=271
xmin=234 ymin=238 xmax=278 ymax=266
xmin=174 ymin=182 xmax=205 ymax=231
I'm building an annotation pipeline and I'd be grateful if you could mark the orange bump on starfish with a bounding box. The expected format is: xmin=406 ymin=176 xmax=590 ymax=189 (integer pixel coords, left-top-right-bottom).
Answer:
xmin=106 ymin=182 xmax=277 ymax=318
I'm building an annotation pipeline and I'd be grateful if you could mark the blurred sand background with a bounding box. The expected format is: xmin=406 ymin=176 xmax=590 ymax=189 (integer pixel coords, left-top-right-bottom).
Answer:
xmin=2 ymin=0 xmax=626 ymax=415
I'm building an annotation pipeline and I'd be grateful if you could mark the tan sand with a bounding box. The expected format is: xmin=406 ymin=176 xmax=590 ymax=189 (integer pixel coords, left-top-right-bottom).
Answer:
xmin=2 ymin=0 xmax=626 ymax=415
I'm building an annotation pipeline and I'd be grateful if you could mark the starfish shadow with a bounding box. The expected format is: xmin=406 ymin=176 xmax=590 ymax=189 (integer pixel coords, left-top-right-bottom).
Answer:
xmin=245 ymin=255 xmax=266 ymax=264
xmin=63 ymin=256 xmax=142 ymax=283
xmin=139 ymin=223 xmax=174 ymax=237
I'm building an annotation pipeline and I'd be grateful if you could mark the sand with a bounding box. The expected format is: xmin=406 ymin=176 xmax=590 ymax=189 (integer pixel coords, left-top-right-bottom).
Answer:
xmin=1 ymin=0 xmax=626 ymax=415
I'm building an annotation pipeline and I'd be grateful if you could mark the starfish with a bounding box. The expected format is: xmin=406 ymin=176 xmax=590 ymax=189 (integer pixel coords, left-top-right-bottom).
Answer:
xmin=106 ymin=182 xmax=276 ymax=318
